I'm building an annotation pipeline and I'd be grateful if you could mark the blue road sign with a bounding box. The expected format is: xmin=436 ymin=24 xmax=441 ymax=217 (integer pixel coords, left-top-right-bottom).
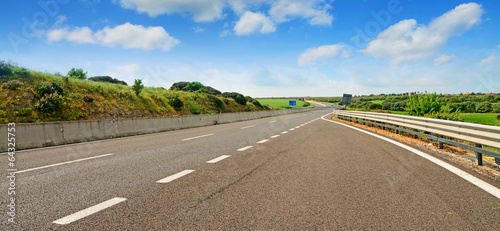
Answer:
xmin=289 ymin=100 xmax=296 ymax=107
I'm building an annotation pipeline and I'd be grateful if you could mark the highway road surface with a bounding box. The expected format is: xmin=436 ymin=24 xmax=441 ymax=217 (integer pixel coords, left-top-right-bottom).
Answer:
xmin=2 ymin=106 xmax=499 ymax=230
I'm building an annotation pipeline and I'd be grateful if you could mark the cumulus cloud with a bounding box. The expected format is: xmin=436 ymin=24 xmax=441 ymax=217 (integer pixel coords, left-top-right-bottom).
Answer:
xmin=47 ymin=22 xmax=180 ymax=51
xmin=115 ymin=0 xmax=226 ymax=22
xmin=364 ymin=3 xmax=483 ymax=64
xmin=433 ymin=54 xmax=455 ymax=66
xmin=115 ymin=0 xmax=334 ymax=28
xmin=234 ymin=11 xmax=276 ymax=35
xmin=269 ymin=0 xmax=333 ymax=26
xmin=298 ymin=44 xmax=345 ymax=66
xmin=479 ymin=55 xmax=498 ymax=65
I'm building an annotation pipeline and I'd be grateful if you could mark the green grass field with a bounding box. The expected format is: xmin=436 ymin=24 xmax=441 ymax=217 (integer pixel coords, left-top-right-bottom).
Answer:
xmin=257 ymin=98 xmax=311 ymax=109
xmin=459 ymin=113 xmax=500 ymax=126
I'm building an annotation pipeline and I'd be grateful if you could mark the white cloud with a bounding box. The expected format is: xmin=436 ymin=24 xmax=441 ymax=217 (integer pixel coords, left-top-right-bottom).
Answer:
xmin=433 ymin=54 xmax=455 ymax=66
xmin=365 ymin=3 xmax=483 ymax=64
xmin=115 ymin=0 xmax=227 ymax=22
xmin=47 ymin=22 xmax=180 ymax=51
xmin=479 ymin=55 xmax=498 ymax=65
xmin=115 ymin=0 xmax=333 ymax=27
xmin=269 ymin=0 xmax=333 ymax=26
xmin=219 ymin=29 xmax=231 ymax=38
xmin=193 ymin=26 xmax=204 ymax=33
xmin=298 ymin=44 xmax=345 ymax=66
xmin=234 ymin=11 xmax=276 ymax=35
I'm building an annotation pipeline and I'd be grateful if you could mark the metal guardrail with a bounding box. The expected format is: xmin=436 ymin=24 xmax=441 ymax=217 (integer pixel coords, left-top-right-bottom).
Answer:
xmin=333 ymin=110 xmax=500 ymax=165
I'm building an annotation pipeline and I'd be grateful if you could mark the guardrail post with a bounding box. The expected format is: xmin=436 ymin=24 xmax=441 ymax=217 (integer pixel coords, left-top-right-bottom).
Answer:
xmin=475 ymin=143 xmax=483 ymax=166
xmin=438 ymin=135 xmax=444 ymax=149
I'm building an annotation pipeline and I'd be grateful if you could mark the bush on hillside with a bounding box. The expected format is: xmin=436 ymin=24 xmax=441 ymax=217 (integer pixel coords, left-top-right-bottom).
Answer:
xmin=35 ymin=93 xmax=64 ymax=113
xmin=184 ymin=82 xmax=205 ymax=92
xmin=0 ymin=61 xmax=13 ymax=76
xmin=68 ymin=68 xmax=87 ymax=80
xmin=34 ymin=82 xmax=64 ymax=98
xmin=1 ymin=80 xmax=24 ymax=90
xmin=132 ymin=79 xmax=144 ymax=96
xmin=205 ymin=86 xmax=221 ymax=95
xmin=170 ymin=82 xmax=190 ymax=90
xmin=222 ymin=92 xmax=247 ymax=105
xmin=88 ymin=76 xmax=128 ymax=85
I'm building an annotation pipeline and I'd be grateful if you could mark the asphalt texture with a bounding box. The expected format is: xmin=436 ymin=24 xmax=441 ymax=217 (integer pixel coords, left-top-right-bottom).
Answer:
xmin=1 ymin=105 xmax=499 ymax=230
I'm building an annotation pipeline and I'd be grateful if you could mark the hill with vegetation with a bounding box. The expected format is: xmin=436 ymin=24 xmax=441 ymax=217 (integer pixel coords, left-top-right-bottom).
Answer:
xmin=0 ymin=61 xmax=268 ymax=124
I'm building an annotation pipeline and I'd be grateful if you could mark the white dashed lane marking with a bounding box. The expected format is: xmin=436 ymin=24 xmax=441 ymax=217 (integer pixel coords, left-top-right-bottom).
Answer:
xmin=157 ymin=170 xmax=195 ymax=183
xmin=53 ymin=197 xmax=127 ymax=225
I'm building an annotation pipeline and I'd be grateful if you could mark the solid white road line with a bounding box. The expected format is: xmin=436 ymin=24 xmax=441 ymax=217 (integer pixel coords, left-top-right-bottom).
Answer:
xmin=207 ymin=155 xmax=231 ymax=163
xmin=270 ymin=135 xmax=280 ymax=138
xmin=269 ymin=120 xmax=277 ymax=123
xmin=320 ymin=113 xmax=500 ymax=200
xmin=240 ymin=125 xmax=255 ymax=129
xmin=182 ymin=133 xmax=214 ymax=141
xmin=257 ymin=139 xmax=269 ymax=144
xmin=16 ymin=153 xmax=114 ymax=174
xmin=237 ymin=146 xmax=253 ymax=151
xmin=281 ymin=131 xmax=288 ymax=134
xmin=157 ymin=170 xmax=195 ymax=183
xmin=53 ymin=197 xmax=127 ymax=225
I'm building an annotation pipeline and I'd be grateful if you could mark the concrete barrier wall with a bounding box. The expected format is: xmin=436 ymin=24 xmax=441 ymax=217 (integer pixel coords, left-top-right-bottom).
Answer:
xmin=0 ymin=107 xmax=321 ymax=152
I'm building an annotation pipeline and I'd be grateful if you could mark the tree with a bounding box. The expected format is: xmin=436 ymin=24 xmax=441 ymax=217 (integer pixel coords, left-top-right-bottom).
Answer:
xmin=132 ymin=79 xmax=144 ymax=96
xmin=67 ymin=68 xmax=87 ymax=79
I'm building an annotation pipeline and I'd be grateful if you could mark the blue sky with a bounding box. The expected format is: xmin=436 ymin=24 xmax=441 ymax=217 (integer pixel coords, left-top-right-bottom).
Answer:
xmin=1 ymin=0 xmax=499 ymax=97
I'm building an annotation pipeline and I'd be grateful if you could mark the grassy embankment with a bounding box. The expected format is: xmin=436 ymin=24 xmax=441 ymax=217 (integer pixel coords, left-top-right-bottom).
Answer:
xmin=0 ymin=64 xmax=266 ymax=124
xmin=257 ymin=98 xmax=312 ymax=110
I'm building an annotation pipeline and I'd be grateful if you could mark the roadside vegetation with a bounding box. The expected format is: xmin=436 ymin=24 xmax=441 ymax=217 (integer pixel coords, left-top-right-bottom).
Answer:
xmin=308 ymin=92 xmax=500 ymax=126
xmin=0 ymin=61 xmax=268 ymax=124
xmin=257 ymin=98 xmax=312 ymax=110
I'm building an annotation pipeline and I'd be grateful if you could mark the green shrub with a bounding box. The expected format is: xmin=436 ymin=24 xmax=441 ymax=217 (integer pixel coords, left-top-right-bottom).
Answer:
xmin=493 ymin=104 xmax=500 ymax=113
xmin=185 ymin=82 xmax=205 ymax=92
xmin=67 ymin=68 xmax=87 ymax=79
xmin=1 ymin=80 xmax=24 ymax=90
xmin=83 ymin=94 xmax=94 ymax=103
xmin=34 ymin=82 xmax=64 ymax=97
xmin=207 ymin=94 xmax=225 ymax=112
xmin=132 ymin=79 xmax=144 ymax=96
xmin=0 ymin=61 xmax=13 ymax=76
xmin=406 ymin=92 xmax=443 ymax=116
xmin=170 ymin=81 xmax=190 ymax=90
xmin=168 ymin=94 xmax=184 ymax=110
xmin=88 ymin=76 xmax=128 ymax=85
xmin=12 ymin=67 xmax=30 ymax=78
xmin=475 ymin=102 xmax=492 ymax=113
xmin=35 ymin=93 xmax=64 ymax=113
xmin=186 ymin=101 xmax=203 ymax=114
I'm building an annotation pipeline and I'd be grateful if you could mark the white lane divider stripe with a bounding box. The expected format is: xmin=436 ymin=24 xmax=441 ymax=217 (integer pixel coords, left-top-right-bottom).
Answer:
xmin=53 ymin=197 xmax=127 ymax=225
xmin=237 ymin=146 xmax=253 ymax=151
xmin=157 ymin=170 xmax=195 ymax=183
xmin=269 ymin=120 xmax=277 ymax=123
xmin=182 ymin=133 xmax=214 ymax=141
xmin=281 ymin=131 xmax=288 ymax=134
xmin=206 ymin=155 xmax=231 ymax=164
xmin=320 ymin=113 xmax=500 ymax=200
xmin=240 ymin=125 xmax=255 ymax=129
xmin=290 ymin=128 xmax=295 ymax=131
xmin=270 ymin=135 xmax=280 ymax=138
xmin=16 ymin=153 xmax=114 ymax=174
xmin=257 ymin=139 xmax=269 ymax=144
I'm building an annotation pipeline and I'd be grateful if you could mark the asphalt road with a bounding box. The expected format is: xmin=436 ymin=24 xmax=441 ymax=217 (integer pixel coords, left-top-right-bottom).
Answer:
xmin=2 ymin=105 xmax=499 ymax=230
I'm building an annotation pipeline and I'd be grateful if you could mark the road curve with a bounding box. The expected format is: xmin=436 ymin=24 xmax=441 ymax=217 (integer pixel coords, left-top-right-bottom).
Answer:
xmin=2 ymin=108 xmax=499 ymax=230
